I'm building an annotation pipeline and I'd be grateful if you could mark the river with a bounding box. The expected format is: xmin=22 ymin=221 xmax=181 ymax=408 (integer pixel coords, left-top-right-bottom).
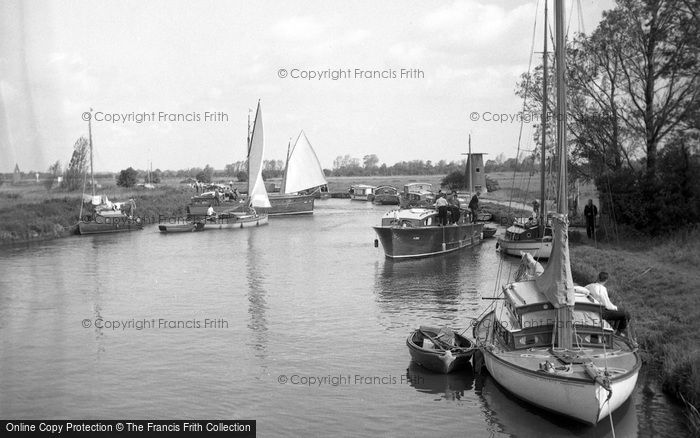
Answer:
xmin=0 ymin=199 xmax=687 ymax=437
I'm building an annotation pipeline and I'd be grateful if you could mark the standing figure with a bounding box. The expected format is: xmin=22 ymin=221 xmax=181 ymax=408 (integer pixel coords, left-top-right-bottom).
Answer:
xmin=468 ymin=191 xmax=480 ymax=223
xmin=584 ymin=199 xmax=598 ymax=239
xmin=448 ymin=191 xmax=461 ymax=224
xmin=435 ymin=193 xmax=449 ymax=226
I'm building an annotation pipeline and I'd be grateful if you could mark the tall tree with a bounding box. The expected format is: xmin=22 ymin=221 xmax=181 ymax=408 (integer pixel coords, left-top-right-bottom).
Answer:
xmin=61 ymin=136 xmax=89 ymax=191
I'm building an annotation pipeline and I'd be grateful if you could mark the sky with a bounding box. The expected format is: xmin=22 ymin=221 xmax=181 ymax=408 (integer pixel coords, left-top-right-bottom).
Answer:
xmin=0 ymin=0 xmax=615 ymax=173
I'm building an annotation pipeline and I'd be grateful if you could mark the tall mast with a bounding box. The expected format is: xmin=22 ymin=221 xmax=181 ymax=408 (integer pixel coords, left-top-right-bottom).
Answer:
xmin=281 ymin=137 xmax=292 ymax=194
xmin=468 ymin=133 xmax=473 ymax=194
xmin=88 ymin=108 xmax=95 ymax=196
xmin=247 ymin=108 xmax=251 ymax=188
xmin=554 ymin=0 xmax=572 ymax=350
xmin=555 ymin=0 xmax=567 ymax=215
xmin=540 ymin=0 xmax=548 ymax=224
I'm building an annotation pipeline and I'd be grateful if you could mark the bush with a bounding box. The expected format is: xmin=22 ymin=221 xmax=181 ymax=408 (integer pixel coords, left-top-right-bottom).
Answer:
xmin=116 ymin=167 xmax=139 ymax=188
xmin=597 ymin=142 xmax=700 ymax=236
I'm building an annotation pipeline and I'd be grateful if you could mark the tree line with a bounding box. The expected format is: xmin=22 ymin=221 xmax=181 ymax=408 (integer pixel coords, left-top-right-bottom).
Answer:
xmin=516 ymin=0 xmax=699 ymax=235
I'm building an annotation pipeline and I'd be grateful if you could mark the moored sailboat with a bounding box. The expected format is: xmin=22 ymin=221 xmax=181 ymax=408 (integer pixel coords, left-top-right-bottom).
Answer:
xmin=497 ymin=11 xmax=554 ymax=259
xmin=77 ymin=110 xmax=143 ymax=235
xmin=474 ymin=0 xmax=640 ymax=426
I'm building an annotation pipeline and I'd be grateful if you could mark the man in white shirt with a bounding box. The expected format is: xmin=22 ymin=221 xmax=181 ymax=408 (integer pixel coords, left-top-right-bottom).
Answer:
xmin=435 ymin=193 xmax=449 ymax=226
xmin=585 ymin=271 xmax=630 ymax=333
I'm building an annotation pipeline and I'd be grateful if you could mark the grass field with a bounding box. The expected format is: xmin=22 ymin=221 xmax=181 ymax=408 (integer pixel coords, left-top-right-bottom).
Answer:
xmin=570 ymin=231 xmax=700 ymax=431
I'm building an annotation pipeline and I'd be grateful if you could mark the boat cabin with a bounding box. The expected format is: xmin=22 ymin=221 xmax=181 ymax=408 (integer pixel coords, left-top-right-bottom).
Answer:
xmin=403 ymin=182 xmax=433 ymax=194
xmin=374 ymin=185 xmax=399 ymax=196
xmin=492 ymin=280 xmax=613 ymax=350
xmin=504 ymin=214 xmax=554 ymax=241
xmin=379 ymin=207 xmax=469 ymax=227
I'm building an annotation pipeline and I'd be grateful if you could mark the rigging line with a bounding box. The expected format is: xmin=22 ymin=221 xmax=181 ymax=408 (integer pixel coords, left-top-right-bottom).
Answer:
xmin=509 ymin=0 xmax=541 ymax=213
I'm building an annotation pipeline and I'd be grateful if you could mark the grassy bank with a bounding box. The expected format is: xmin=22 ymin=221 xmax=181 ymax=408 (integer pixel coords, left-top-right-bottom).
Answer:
xmin=569 ymin=230 xmax=700 ymax=430
xmin=0 ymin=184 xmax=195 ymax=245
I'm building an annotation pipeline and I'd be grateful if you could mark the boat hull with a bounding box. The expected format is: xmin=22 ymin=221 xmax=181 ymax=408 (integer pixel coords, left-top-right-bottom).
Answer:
xmin=374 ymin=223 xmax=483 ymax=259
xmin=407 ymin=330 xmax=474 ymax=374
xmin=474 ymin=311 xmax=641 ymax=425
xmin=373 ymin=195 xmax=400 ymax=205
xmin=265 ymin=194 xmax=315 ymax=215
xmin=482 ymin=225 xmax=497 ymax=238
xmin=206 ymin=214 xmax=268 ymax=229
xmin=497 ymin=237 xmax=553 ymax=258
xmin=78 ymin=219 xmax=143 ymax=235
xmin=480 ymin=346 xmax=639 ymax=425
xmin=158 ymin=222 xmax=204 ymax=233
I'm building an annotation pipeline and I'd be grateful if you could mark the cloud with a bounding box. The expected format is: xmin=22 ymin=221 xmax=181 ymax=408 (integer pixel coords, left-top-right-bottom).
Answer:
xmin=272 ymin=16 xmax=327 ymax=41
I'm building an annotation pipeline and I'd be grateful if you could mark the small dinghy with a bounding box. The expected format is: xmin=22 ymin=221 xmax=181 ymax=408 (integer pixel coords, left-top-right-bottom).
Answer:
xmin=158 ymin=221 xmax=205 ymax=233
xmin=406 ymin=327 xmax=475 ymax=374
xmin=482 ymin=224 xmax=497 ymax=238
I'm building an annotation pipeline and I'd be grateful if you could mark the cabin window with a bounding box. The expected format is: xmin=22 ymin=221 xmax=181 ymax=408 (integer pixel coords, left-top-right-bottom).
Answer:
xmin=514 ymin=331 xmax=552 ymax=349
xmin=425 ymin=217 xmax=434 ymax=226
xmin=577 ymin=333 xmax=612 ymax=348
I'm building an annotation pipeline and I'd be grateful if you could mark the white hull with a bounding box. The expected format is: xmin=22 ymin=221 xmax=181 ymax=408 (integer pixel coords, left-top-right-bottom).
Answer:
xmin=497 ymin=238 xmax=553 ymax=259
xmin=207 ymin=214 xmax=268 ymax=229
xmin=481 ymin=348 xmax=639 ymax=425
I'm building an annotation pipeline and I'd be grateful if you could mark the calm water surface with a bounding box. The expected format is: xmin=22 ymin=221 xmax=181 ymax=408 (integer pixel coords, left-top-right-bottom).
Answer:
xmin=0 ymin=200 xmax=687 ymax=437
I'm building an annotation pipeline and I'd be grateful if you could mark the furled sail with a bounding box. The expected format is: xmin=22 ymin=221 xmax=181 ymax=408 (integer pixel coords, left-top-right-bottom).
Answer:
xmin=281 ymin=130 xmax=327 ymax=194
xmin=534 ymin=213 xmax=575 ymax=308
xmin=247 ymin=102 xmax=271 ymax=209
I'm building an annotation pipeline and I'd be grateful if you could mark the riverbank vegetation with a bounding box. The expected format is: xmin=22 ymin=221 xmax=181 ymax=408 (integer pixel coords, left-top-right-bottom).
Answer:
xmin=0 ymin=183 xmax=193 ymax=245
xmin=570 ymin=228 xmax=700 ymax=432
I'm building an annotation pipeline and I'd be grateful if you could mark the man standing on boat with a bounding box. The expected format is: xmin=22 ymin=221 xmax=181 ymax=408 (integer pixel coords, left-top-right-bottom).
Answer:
xmin=584 ymin=199 xmax=598 ymax=239
xmin=435 ymin=193 xmax=449 ymax=226
xmin=448 ymin=191 xmax=461 ymax=224
xmin=585 ymin=272 xmax=630 ymax=334
xmin=468 ymin=191 xmax=480 ymax=223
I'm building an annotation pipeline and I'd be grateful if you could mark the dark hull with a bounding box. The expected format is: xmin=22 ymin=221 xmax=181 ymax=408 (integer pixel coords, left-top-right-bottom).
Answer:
xmin=373 ymin=195 xmax=400 ymax=205
xmin=78 ymin=219 xmax=143 ymax=235
xmin=482 ymin=226 xmax=497 ymax=238
xmin=264 ymin=194 xmax=315 ymax=216
xmin=374 ymin=223 xmax=483 ymax=259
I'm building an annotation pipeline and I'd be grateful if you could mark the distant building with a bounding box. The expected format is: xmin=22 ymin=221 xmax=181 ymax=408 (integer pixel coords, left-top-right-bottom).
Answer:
xmin=12 ymin=164 xmax=21 ymax=184
xmin=465 ymin=153 xmax=487 ymax=193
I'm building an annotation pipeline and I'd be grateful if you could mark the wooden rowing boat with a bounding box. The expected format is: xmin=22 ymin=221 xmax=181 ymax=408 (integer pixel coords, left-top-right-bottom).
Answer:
xmin=406 ymin=327 xmax=475 ymax=374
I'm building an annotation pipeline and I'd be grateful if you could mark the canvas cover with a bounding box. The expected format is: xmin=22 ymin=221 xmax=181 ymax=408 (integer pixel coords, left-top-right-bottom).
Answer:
xmin=534 ymin=213 xmax=575 ymax=308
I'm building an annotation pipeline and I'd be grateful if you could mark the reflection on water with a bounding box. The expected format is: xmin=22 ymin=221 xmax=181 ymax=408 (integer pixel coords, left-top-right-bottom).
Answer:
xmin=246 ymin=230 xmax=268 ymax=360
xmin=0 ymin=199 xmax=690 ymax=436
xmin=406 ymin=362 xmax=474 ymax=401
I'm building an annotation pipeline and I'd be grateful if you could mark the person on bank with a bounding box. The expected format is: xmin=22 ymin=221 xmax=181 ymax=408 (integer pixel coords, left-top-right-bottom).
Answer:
xmin=584 ymin=199 xmax=598 ymax=239
xmin=468 ymin=191 xmax=480 ymax=223
xmin=448 ymin=191 xmax=461 ymax=224
xmin=585 ymin=271 xmax=630 ymax=334
xmin=435 ymin=193 xmax=449 ymax=226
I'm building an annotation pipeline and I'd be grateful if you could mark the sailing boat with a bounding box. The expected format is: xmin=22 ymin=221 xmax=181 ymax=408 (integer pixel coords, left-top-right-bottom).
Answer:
xmin=207 ymin=101 xmax=270 ymax=229
xmin=265 ymin=131 xmax=326 ymax=215
xmin=77 ymin=110 xmax=143 ymax=235
xmin=473 ymin=0 xmax=640 ymax=425
xmin=497 ymin=12 xmax=554 ymax=258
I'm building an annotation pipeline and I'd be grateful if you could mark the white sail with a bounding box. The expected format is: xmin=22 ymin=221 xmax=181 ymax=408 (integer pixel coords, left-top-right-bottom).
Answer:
xmin=281 ymin=130 xmax=327 ymax=194
xmin=247 ymin=102 xmax=271 ymax=209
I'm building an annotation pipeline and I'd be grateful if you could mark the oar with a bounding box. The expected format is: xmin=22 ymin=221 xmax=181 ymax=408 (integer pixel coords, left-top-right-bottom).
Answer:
xmin=418 ymin=329 xmax=470 ymax=353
